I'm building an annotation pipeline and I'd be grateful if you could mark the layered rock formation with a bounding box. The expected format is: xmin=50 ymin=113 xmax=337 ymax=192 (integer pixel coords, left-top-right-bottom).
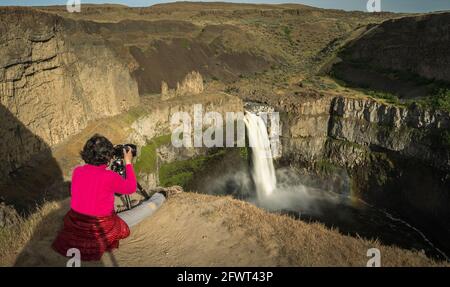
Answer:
xmin=282 ymin=94 xmax=449 ymax=173
xmin=279 ymin=94 xmax=450 ymax=253
xmin=129 ymin=93 xmax=244 ymax=191
xmin=328 ymin=97 xmax=450 ymax=168
xmin=161 ymin=71 xmax=204 ymax=100
xmin=0 ymin=8 xmax=139 ymax=180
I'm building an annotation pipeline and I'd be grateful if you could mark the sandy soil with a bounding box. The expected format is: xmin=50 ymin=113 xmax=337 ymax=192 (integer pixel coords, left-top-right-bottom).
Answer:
xmin=9 ymin=192 xmax=445 ymax=267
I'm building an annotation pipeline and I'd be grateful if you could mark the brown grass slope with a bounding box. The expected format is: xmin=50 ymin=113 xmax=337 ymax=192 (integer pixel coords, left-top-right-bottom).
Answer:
xmin=3 ymin=193 xmax=446 ymax=267
xmin=33 ymin=3 xmax=398 ymax=86
xmin=0 ymin=3 xmax=402 ymax=98
xmin=330 ymin=12 xmax=450 ymax=99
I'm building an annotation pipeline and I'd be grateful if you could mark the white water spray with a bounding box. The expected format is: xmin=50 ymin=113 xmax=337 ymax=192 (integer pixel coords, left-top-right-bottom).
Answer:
xmin=244 ymin=111 xmax=277 ymax=198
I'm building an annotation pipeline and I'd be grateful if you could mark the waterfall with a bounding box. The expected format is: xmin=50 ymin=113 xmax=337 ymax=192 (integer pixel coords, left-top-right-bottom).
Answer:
xmin=244 ymin=111 xmax=277 ymax=198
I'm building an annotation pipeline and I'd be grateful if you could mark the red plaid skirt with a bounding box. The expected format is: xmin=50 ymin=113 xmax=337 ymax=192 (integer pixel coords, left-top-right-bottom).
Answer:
xmin=52 ymin=209 xmax=130 ymax=261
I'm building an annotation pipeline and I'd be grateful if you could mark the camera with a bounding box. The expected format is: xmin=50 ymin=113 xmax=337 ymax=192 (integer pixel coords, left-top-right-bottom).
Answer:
xmin=113 ymin=144 xmax=137 ymax=159
xmin=109 ymin=143 xmax=150 ymax=210
xmin=110 ymin=144 xmax=137 ymax=177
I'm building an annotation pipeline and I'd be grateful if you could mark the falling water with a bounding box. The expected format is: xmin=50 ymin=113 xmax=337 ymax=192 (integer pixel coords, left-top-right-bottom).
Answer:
xmin=244 ymin=111 xmax=277 ymax=198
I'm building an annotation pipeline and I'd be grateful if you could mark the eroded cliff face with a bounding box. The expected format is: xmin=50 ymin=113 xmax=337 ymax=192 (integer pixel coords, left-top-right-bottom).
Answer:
xmin=281 ymin=94 xmax=450 ymax=250
xmin=161 ymin=71 xmax=204 ymax=100
xmin=281 ymin=96 xmax=333 ymax=164
xmin=0 ymin=8 xmax=139 ymax=180
xmin=282 ymin=95 xmax=450 ymax=168
xmin=128 ymin=93 xmax=244 ymax=191
xmin=328 ymin=97 xmax=450 ymax=168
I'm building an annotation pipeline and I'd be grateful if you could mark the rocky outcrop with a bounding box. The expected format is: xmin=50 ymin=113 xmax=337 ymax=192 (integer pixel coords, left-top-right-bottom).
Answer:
xmin=280 ymin=94 xmax=450 ymax=252
xmin=161 ymin=71 xmax=204 ymax=100
xmin=281 ymin=96 xmax=333 ymax=164
xmin=0 ymin=8 xmax=139 ymax=180
xmin=176 ymin=71 xmax=204 ymax=95
xmin=128 ymin=92 xmax=244 ymax=190
xmin=282 ymin=95 xmax=450 ymax=169
xmin=328 ymin=97 xmax=450 ymax=169
xmin=128 ymin=92 xmax=243 ymax=146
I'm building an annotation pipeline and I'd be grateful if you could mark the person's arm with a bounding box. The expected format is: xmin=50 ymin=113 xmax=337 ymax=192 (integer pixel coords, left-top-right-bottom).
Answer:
xmin=112 ymin=147 xmax=137 ymax=195
xmin=111 ymin=163 xmax=137 ymax=195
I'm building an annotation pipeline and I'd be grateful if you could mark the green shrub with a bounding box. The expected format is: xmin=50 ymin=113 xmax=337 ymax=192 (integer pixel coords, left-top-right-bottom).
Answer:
xmin=134 ymin=134 xmax=172 ymax=174
xmin=283 ymin=26 xmax=292 ymax=42
xmin=365 ymin=90 xmax=401 ymax=105
xmin=158 ymin=149 xmax=226 ymax=188
xmin=417 ymin=88 xmax=450 ymax=113
xmin=316 ymin=159 xmax=339 ymax=174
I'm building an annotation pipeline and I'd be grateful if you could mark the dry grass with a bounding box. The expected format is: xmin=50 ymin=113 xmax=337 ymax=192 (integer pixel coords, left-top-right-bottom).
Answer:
xmin=0 ymin=200 xmax=65 ymax=266
xmin=214 ymin=196 xmax=443 ymax=266
xmin=29 ymin=3 xmax=399 ymax=93
xmin=4 ymin=193 xmax=447 ymax=267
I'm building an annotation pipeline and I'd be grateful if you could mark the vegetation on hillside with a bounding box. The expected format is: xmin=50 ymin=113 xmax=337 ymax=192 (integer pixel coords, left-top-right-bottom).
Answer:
xmin=417 ymin=88 xmax=450 ymax=113
xmin=159 ymin=150 xmax=225 ymax=187
xmin=134 ymin=134 xmax=172 ymax=175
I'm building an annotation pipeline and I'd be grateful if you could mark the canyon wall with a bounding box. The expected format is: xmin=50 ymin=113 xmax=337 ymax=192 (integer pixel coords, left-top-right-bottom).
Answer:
xmin=127 ymin=92 xmax=244 ymax=191
xmin=331 ymin=13 xmax=450 ymax=98
xmin=281 ymin=94 xmax=450 ymax=249
xmin=0 ymin=8 xmax=139 ymax=180
xmin=338 ymin=13 xmax=450 ymax=82
xmin=328 ymin=97 xmax=450 ymax=168
xmin=283 ymin=96 xmax=450 ymax=170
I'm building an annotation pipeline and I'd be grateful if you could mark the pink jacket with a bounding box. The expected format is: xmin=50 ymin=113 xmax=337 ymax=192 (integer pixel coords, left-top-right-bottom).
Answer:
xmin=70 ymin=164 xmax=137 ymax=216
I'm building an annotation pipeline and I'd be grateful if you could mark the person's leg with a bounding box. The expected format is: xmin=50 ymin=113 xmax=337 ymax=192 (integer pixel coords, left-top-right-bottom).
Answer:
xmin=118 ymin=192 xmax=166 ymax=227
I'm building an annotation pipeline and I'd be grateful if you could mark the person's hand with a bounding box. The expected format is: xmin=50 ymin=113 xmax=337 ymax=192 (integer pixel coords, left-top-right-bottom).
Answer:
xmin=123 ymin=147 xmax=133 ymax=164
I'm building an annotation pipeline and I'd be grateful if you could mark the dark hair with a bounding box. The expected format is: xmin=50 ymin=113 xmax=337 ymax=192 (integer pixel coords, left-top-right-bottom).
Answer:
xmin=80 ymin=134 xmax=114 ymax=166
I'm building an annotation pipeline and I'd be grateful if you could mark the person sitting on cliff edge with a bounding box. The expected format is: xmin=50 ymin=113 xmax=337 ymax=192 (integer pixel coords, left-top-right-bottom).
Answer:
xmin=52 ymin=134 xmax=181 ymax=261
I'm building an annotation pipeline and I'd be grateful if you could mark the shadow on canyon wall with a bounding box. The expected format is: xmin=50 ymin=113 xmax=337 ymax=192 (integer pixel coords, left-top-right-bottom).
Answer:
xmin=0 ymin=103 xmax=111 ymax=266
xmin=0 ymin=104 xmax=67 ymax=213
xmin=350 ymin=150 xmax=450 ymax=261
